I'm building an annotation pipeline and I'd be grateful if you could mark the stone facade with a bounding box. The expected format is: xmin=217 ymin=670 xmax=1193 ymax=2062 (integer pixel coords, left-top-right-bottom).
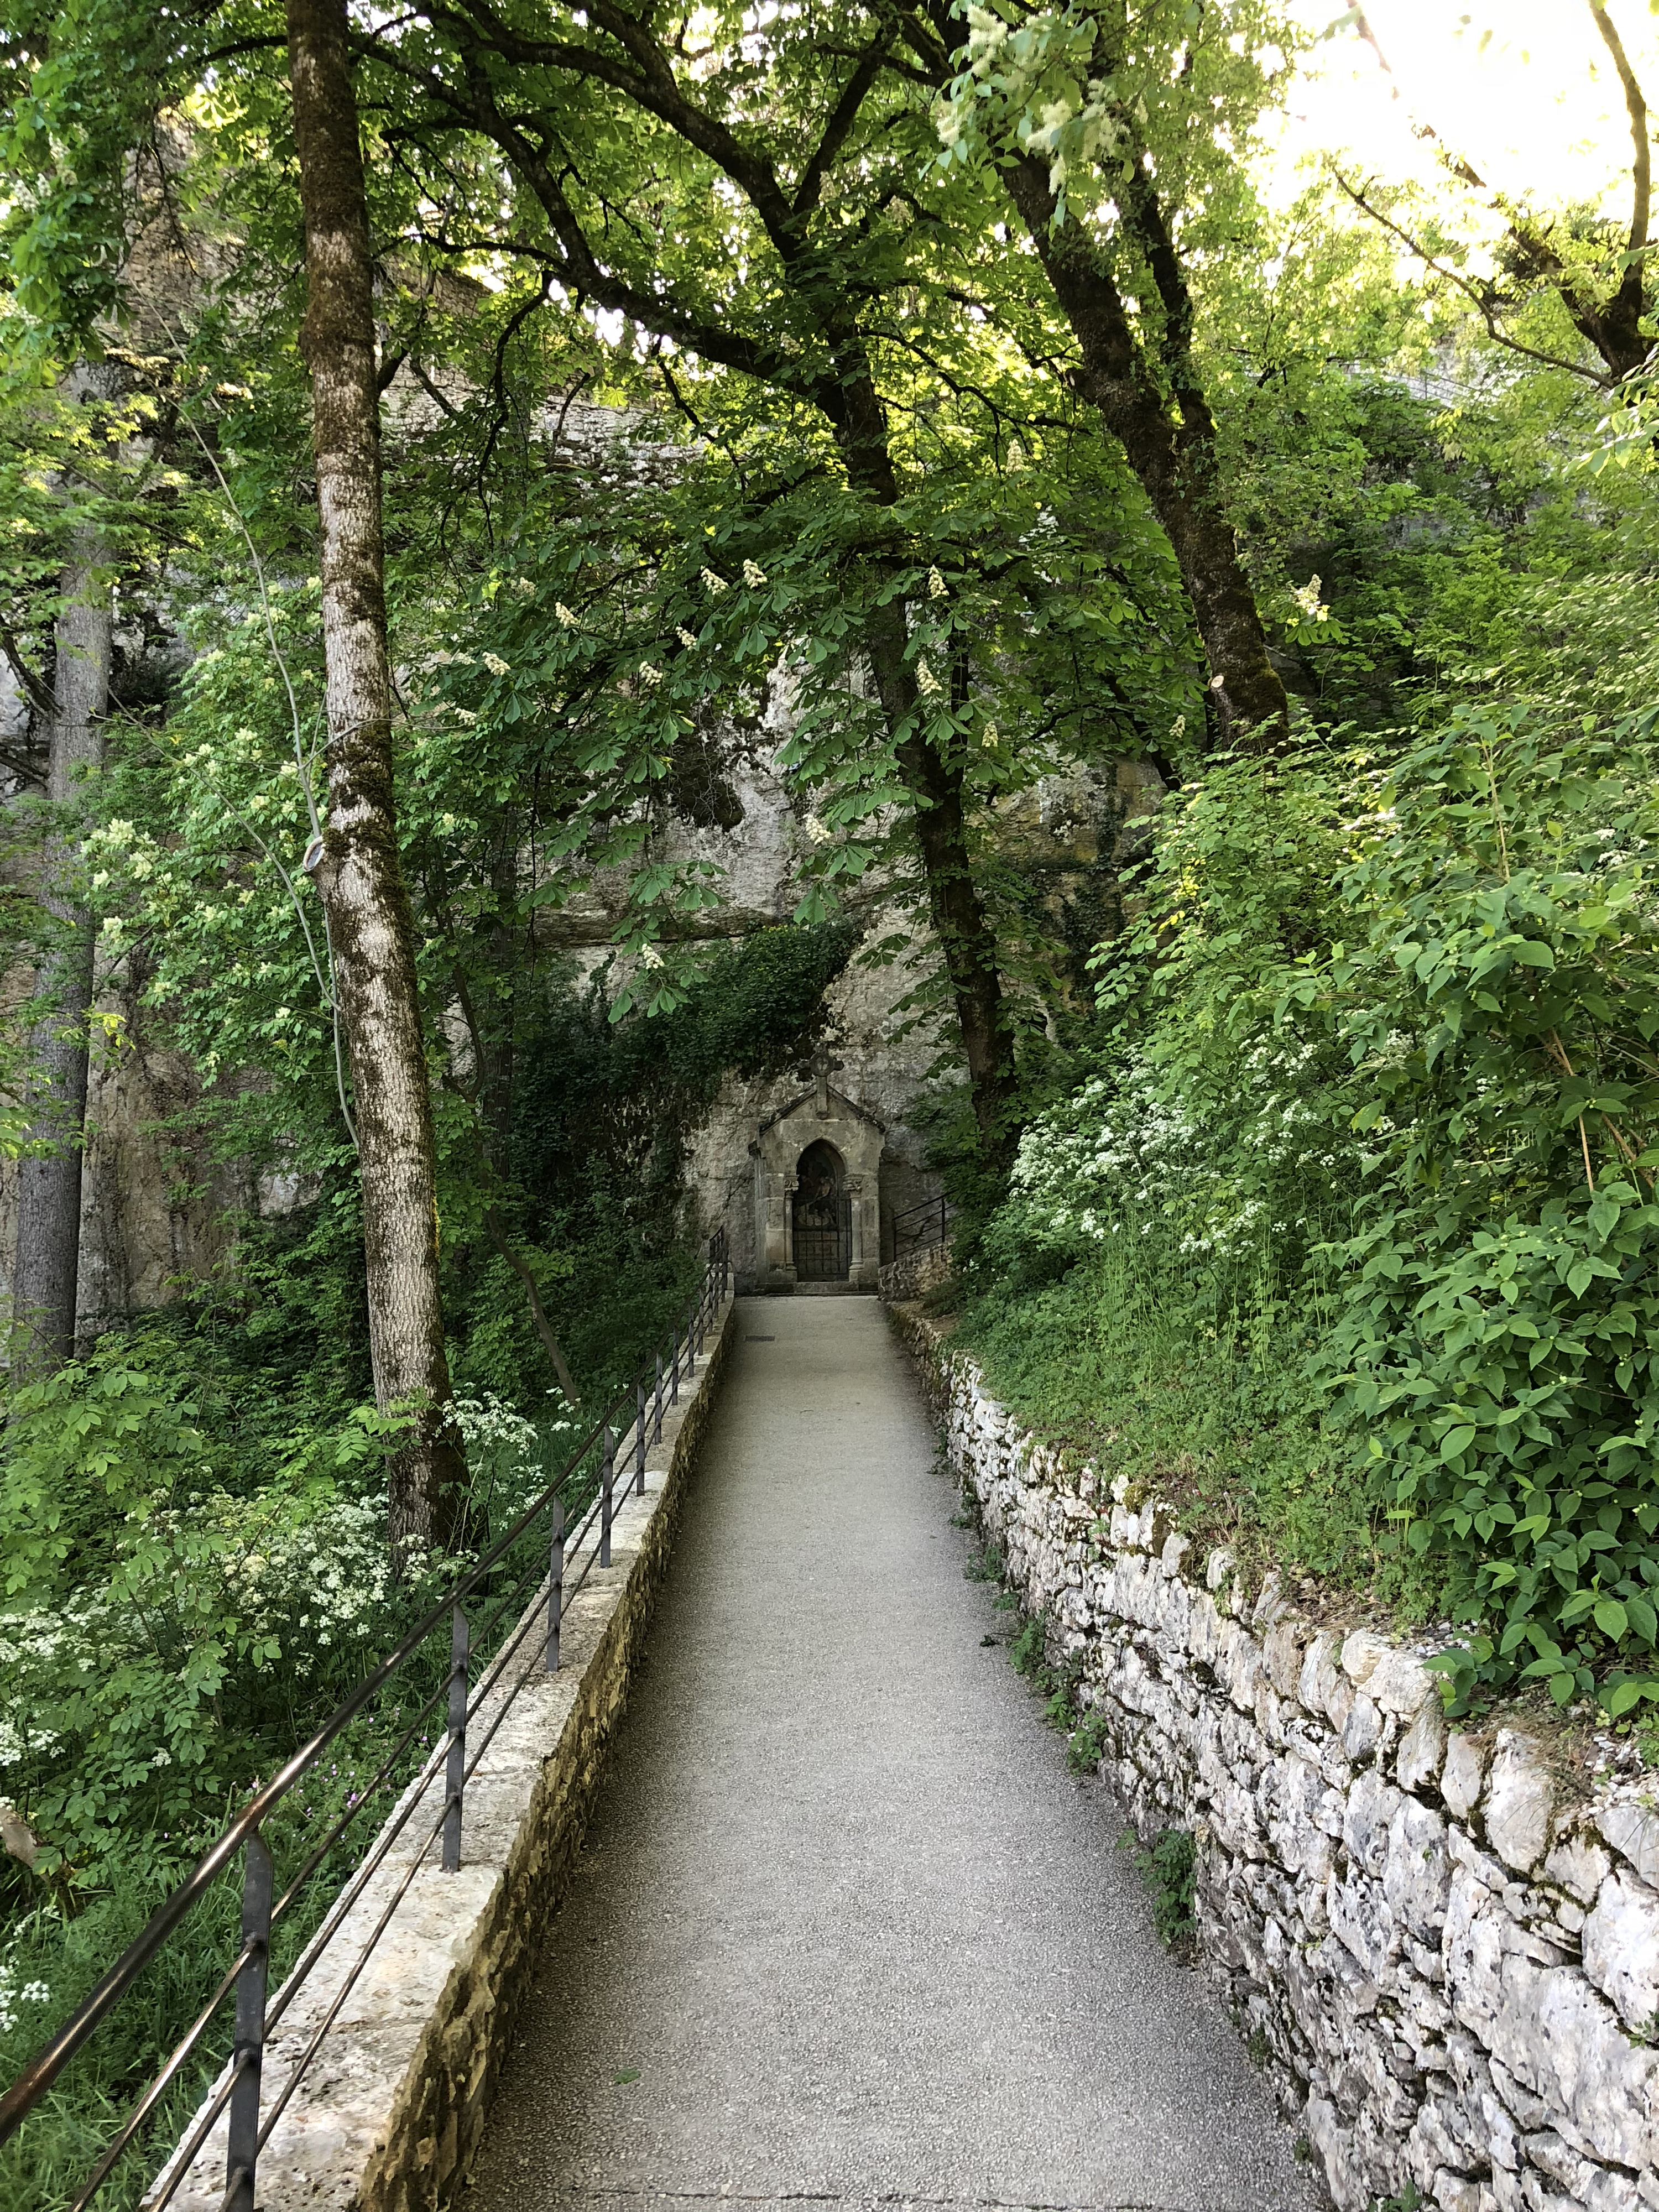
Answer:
xmin=890 ymin=1302 xmax=1659 ymax=2212
xmin=147 ymin=1296 xmax=736 ymax=2212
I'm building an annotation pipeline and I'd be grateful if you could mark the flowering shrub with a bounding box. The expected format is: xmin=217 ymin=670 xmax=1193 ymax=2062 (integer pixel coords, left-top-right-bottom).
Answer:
xmin=976 ymin=712 xmax=1659 ymax=1718
xmin=0 ymin=1341 xmax=570 ymax=1889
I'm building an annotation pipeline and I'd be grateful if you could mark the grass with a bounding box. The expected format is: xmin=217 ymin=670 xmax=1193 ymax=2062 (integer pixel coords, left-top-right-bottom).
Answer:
xmin=950 ymin=1238 xmax=1434 ymax=1610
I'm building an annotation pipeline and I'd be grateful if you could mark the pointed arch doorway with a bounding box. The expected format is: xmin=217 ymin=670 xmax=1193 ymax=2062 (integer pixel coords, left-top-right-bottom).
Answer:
xmin=750 ymin=1079 xmax=884 ymax=1291
xmin=791 ymin=1139 xmax=850 ymax=1281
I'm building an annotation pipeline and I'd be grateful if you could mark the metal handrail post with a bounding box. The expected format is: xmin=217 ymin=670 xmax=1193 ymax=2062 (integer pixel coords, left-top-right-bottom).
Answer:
xmin=442 ymin=1605 xmax=469 ymax=1872
xmin=599 ymin=1426 xmax=614 ymax=1568
xmin=545 ymin=1498 xmax=564 ymax=1672
xmin=634 ymin=1380 xmax=647 ymax=1495
xmin=653 ymin=1350 xmax=664 ymax=1442
xmin=223 ymin=1827 xmax=273 ymax=2212
xmin=670 ymin=1326 xmax=680 ymax=1405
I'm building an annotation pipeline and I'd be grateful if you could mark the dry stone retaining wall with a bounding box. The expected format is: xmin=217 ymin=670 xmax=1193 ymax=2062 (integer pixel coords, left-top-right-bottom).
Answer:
xmin=889 ymin=1302 xmax=1659 ymax=2212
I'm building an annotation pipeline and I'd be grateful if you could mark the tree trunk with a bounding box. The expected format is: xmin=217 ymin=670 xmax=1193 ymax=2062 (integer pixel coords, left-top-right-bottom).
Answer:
xmin=823 ymin=358 xmax=1021 ymax=1154
xmin=286 ymin=0 xmax=466 ymax=1558
xmin=1003 ymin=156 xmax=1290 ymax=750
xmin=862 ymin=598 xmax=1020 ymax=1155
xmin=12 ymin=521 xmax=112 ymax=1374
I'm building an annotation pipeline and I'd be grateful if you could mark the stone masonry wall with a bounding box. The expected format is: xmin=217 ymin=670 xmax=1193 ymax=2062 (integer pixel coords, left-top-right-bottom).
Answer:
xmin=889 ymin=1303 xmax=1659 ymax=2212
xmin=149 ymin=1297 xmax=736 ymax=2212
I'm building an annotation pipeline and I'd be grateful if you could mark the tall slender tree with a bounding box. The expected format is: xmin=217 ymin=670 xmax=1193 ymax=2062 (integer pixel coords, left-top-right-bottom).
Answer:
xmin=286 ymin=0 xmax=466 ymax=1554
xmin=919 ymin=0 xmax=1292 ymax=747
xmin=12 ymin=393 xmax=116 ymax=1371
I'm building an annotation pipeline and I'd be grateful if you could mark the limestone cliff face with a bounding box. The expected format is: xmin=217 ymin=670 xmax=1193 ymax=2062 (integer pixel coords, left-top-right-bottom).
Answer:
xmin=0 ymin=388 xmax=1169 ymax=1329
xmin=0 ymin=731 xmax=1165 ymax=1327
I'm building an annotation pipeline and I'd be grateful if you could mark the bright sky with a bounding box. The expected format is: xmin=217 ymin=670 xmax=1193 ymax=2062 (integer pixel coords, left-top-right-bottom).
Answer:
xmin=1267 ymin=0 xmax=1659 ymax=223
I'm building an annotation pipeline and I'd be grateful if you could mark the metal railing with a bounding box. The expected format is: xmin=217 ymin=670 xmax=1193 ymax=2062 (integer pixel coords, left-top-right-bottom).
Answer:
xmin=0 ymin=1229 xmax=731 ymax=2212
xmin=889 ymin=1193 xmax=950 ymax=1261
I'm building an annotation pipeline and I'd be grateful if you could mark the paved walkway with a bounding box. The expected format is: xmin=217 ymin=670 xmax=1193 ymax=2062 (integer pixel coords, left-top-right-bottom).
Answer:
xmin=466 ymin=1298 xmax=1321 ymax=2212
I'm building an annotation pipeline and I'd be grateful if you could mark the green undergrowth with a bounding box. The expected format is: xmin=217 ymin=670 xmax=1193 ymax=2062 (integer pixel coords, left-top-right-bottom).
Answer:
xmin=953 ymin=1244 xmax=1404 ymax=1601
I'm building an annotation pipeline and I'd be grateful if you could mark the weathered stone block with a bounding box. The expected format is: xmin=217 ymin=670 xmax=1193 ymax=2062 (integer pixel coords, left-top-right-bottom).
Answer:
xmin=1443 ymin=1733 xmax=1488 ymax=1822
xmin=1580 ymin=1869 xmax=1659 ymax=2033
xmin=1486 ymin=1735 xmax=1556 ymax=1875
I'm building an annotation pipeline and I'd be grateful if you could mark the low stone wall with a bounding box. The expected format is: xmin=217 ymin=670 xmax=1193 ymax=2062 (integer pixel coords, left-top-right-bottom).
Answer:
xmin=149 ymin=1300 xmax=737 ymax=2212
xmin=877 ymin=1238 xmax=952 ymax=1305
xmin=889 ymin=1302 xmax=1659 ymax=2212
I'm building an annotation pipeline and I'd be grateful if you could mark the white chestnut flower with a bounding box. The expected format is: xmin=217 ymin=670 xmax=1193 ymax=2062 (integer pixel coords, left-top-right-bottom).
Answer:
xmin=804 ymin=812 xmax=833 ymax=845
xmin=555 ymin=602 xmax=577 ymax=627
xmin=742 ymin=559 xmax=767 ymax=587
xmin=639 ymin=663 xmax=664 ymax=688
xmin=639 ymin=942 xmax=665 ymax=968
xmin=915 ymin=660 xmax=943 ymax=698
xmin=676 ymin=627 xmax=698 ymax=650
xmin=927 ymin=566 xmax=947 ymax=599
xmin=981 ymin=723 xmax=1000 ymax=750
xmin=1290 ymin=575 xmax=1329 ymax=623
xmin=701 ymin=567 xmax=729 ymax=593
xmin=482 ymin=652 xmax=511 ymax=676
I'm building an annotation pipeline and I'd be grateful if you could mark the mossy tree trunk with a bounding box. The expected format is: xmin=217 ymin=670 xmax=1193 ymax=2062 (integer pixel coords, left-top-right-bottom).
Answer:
xmin=12 ymin=501 xmax=113 ymax=1374
xmin=285 ymin=0 xmax=466 ymax=1556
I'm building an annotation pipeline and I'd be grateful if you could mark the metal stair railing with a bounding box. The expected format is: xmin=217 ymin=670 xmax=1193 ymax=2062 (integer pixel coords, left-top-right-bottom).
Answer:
xmin=0 ymin=1227 xmax=731 ymax=2212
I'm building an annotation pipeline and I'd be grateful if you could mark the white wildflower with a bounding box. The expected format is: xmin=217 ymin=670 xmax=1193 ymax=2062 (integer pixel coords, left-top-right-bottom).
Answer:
xmin=676 ymin=628 xmax=699 ymax=650
xmin=639 ymin=942 xmax=665 ymax=969
xmin=556 ymin=602 xmax=577 ymax=628
xmin=742 ymin=559 xmax=768 ymax=587
xmin=701 ymin=567 xmax=729 ymax=594
xmin=982 ymin=723 xmax=1000 ymax=750
xmin=804 ymin=812 xmax=833 ymax=845
xmin=1006 ymin=440 xmax=1026 ymax=472
xmin=927 ymin=566 xmax=947 ymax=599
xmin=453 ymin=708 xmax=478 ymax=725
xmin=482 ymin=652 xmax=511 ymax=677
xmin=915 ymin=660 xmax=943 ymax=699
xmin=639 ymin=663 xmax=664 ymax=688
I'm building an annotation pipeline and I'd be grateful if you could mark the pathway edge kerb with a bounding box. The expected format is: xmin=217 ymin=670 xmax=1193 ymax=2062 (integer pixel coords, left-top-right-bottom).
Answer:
xmin=146 ymin=1296 xmax=738 ymax=2212
xmin=884 ymin=1298 xmax=1659 ymax=2212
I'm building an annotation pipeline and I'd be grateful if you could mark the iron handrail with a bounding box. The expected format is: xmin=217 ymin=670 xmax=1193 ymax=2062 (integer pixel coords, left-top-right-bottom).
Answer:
xmin=0 ymin=1228 xmax=730 ymax=2206
xmin=890 ymin=1193 xmax=950 ymax=1256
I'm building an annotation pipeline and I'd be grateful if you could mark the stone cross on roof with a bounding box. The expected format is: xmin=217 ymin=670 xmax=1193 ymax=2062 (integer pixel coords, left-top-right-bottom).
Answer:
xmin=810 ymin=1042 xmax=843 ymax=1115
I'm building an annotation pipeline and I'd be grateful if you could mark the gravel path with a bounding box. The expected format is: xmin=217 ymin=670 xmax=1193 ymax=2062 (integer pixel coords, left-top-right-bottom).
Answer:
xmin=464 ymin=1296 xmax=1322 ymax=2212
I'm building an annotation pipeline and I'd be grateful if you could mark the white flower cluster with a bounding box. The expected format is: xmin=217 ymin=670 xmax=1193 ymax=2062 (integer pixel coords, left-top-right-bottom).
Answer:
xmin=915 ymin=660 xmax=943 ymax=699
xmin=0 ymin=1963 xmax=50 ymax=2037
xmin=742 ymin=560 xmax=767 ymax=587
xmin=1002 ymin=1040 xmax=1342 ymax=1267
xmin=1290 ymin=575 xmax=1330 ymax=624
xmin=803 ymin=812 xmax=833 ymax=846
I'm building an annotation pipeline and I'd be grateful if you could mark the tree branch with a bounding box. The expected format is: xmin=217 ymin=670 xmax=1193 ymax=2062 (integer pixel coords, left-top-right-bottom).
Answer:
xmin=1329 ymin=167 xmax=1613 ymax=386
xmin=1589 ymin=0 xmax=1651 ymax=257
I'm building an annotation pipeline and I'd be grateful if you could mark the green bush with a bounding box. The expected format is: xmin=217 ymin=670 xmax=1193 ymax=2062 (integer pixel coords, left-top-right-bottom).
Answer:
xmin=963 ymin=709 xmax=1659 ymax=1719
